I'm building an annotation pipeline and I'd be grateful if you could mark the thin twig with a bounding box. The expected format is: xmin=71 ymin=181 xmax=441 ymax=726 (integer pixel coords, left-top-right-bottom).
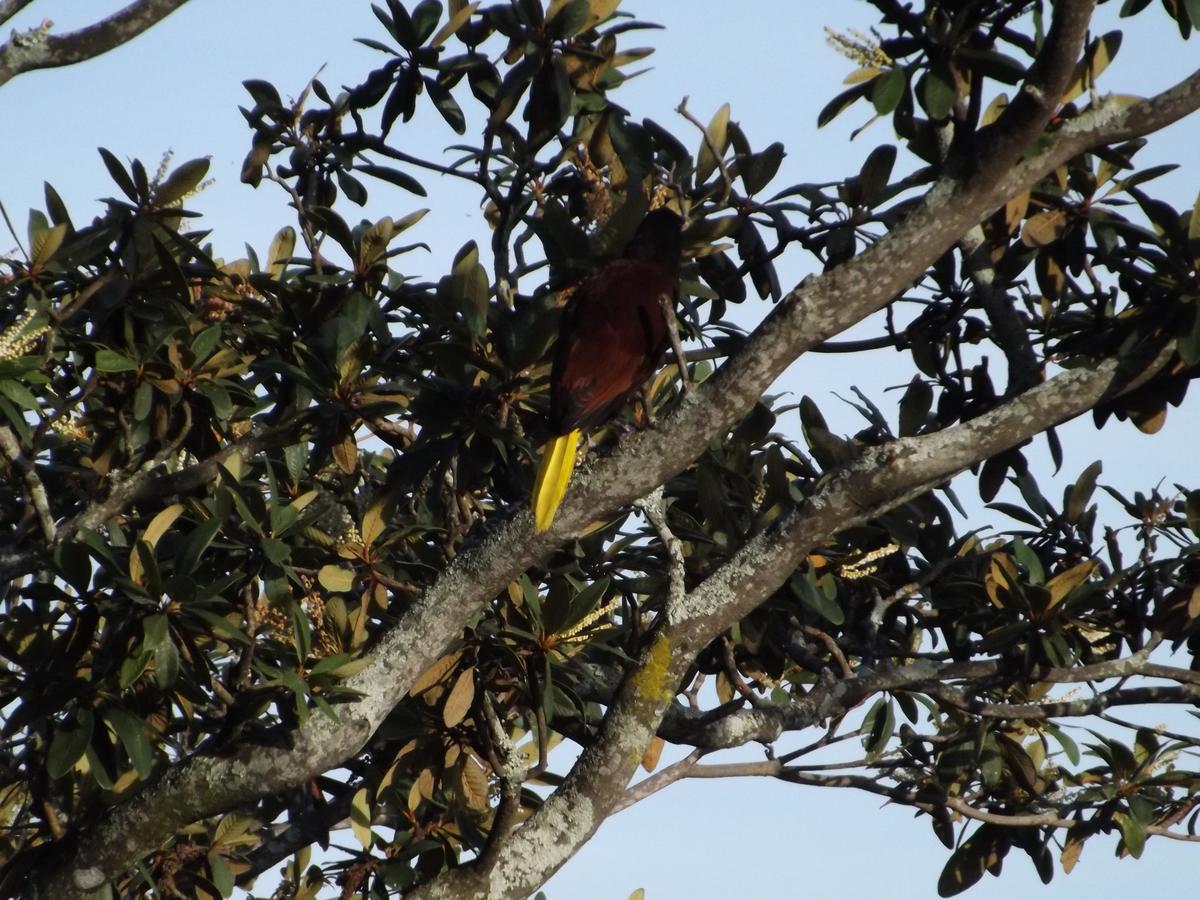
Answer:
xmin=635 ymin=485 xmax=686 ymax=619
xmin=801 ymin=624 xmax=853 ymax=678
xmin=611 ymin=748 xmax=705 ymax=814
xmin=476 ymin=695 xmax=525 ymax=873
xmin=676 ymin=96 xmax=733 ymax=205
xmin=0 ymin=425 xmax=55 ymax=542
xmin=659 ymin=293 xmax=690 ymax=393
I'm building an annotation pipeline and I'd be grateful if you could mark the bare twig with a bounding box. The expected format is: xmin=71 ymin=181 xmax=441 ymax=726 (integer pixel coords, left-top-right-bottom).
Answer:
xmin=475 ymin=696 xmax=525 ymax=874
xmin=0 ymin=425 xmax=55 ymax=542
xmin=802 ymin=624 xmax=853 ymax=678
xmin=611 ymin=748 xmax=706 ymax=815
xmin=635 ymin=486 xmax=686 ymax=619
xmin=659 ymin=293 xmax=690 ymax=393
xmin=676 ymin=96 xmax=734 ymax=204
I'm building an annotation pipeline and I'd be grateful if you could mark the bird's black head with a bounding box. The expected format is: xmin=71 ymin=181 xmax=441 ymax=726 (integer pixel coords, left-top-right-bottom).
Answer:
xmin=622 ymin=208 xmax=683 ymax=270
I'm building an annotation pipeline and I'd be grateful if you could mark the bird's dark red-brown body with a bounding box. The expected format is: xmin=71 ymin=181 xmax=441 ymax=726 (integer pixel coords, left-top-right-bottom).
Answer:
xmin=532 ymin=207 xmax=683 ymax=531
xmin=548 ymin=208 xmax=683 ymax=435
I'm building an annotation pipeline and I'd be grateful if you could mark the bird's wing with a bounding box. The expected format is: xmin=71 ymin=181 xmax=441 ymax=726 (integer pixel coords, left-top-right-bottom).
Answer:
xmin=549 ymin=260 xmax=674 ymax=433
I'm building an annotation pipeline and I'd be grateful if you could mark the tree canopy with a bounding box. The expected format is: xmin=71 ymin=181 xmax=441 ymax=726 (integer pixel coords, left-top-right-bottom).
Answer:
xmin=3 ymin=1 xmax=1200 ymax=897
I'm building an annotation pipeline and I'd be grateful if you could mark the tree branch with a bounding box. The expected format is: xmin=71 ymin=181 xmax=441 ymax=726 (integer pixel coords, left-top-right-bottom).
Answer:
xmin=0 ymin=0 xmax=33 ymax=29
xmin=0 ymin=424 xmax=55 ymax=542
xmin=0 ymin=0 xmax=190 ymax=88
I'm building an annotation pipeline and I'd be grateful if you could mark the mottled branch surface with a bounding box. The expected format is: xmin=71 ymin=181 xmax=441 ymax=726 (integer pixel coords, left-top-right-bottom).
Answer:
xmin=0 ymin=0 xmax=189 ymax=87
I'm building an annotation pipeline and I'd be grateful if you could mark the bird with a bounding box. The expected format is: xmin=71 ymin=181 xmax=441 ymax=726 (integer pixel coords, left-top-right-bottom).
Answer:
xmin=532 ymin=207 xmax=683 ymax=532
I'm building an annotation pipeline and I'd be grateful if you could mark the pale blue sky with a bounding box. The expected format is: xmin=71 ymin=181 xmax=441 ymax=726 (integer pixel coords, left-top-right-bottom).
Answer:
xmin=4 ymin=2 xmax=1199 ymax=898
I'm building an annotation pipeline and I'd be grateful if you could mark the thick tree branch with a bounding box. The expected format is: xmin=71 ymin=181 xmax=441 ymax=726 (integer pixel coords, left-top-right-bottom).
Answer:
xmin=0 ymin=0 xmax=190 ymax=87
xmin=43 ymin=17 xmax=1200 ymax=894
xmin=0 ymin=0 xmax=33 ymax=29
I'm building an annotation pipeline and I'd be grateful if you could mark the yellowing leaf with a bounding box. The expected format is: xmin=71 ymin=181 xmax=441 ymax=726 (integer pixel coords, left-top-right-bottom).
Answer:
xmin=459 ymin=751 xmax=490 ymax=811
xmin=1188 ymin=586 xmax=1200 ymax=620
xmin=410 ymin=650 xmax=462 ymax=696
xmin=843 ymin=66 xmax=883 ymax=85
xmin=30 ymin=223 xmax=68 ymax=269
xmin=980 ymin=93 xmax=1008 ymax=126
xmin=1004 ymin=191 xmax=1030 ymax=235
xmin=443 ymin=666 xmax=476 ymax=728
xmin=1046 ymin=560 xmax=1095 ymax=610
xmin=361 ymin=496 xmax=389 ymax=547
xmin=1134 ymin=405 xmax=1167 ymax=434
xmin=586 ymin=0 xmax=622 ymax=28
xmin=641 ymin=736 xmax=664 ymax=772
xmin=429 ymin=1 xmax=480 ymax=49
xmin=129 ymin=503 xmax=184 ymax=587
xmin=333 ymin=430 xmax=358 ymax=474
xmin=317 ymin=564 xmax=355 ymax=593
xmin=1061 ymin=834 xmax=1084 ymax=873
xmin=1021 ymin=209 xmax=1068 ymax=247
xmin=350 ymin=787 xmax=372 ymax=849
xmin=1061 ymin=32 xmax=1121 ymax=105
xmin=696 ymin=102 xmax=731 ymax=185
xmin=985 ymin=553 xmax=1017 ymax=608
xmin=267 ymin=226 xmax=296 ymax=279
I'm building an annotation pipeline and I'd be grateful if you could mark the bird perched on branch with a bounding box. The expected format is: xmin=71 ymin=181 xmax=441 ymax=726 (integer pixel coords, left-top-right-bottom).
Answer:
xmin=532 ymin=207 xmax=684 ymax=532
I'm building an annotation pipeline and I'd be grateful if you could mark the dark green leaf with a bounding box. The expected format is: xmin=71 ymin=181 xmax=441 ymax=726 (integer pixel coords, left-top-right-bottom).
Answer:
xmin=98 ymin=148 xmax=138 ymax=201
xmin=105 ymin=707 xmax=154 ymax=779
xmin=872 ymin=68 xmax=907 ymax=116
xmin=48 ymin=709 xmax=94 ymax=779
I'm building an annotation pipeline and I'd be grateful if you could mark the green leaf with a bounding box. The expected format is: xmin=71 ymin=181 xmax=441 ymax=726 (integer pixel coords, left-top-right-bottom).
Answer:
xmin=791 ymin=570 xmax=844 ymax=625
xmin=1012 ymin=538 xmax=1045 ymax=584
xmin=30 ymin=222 xmax=67 ymax=269
xmin=424 ymin=76 xmax=466 ymax=134
xmin=1116 ymin=811 xmax=1146 ymax=858
xmin=337 ymin=170 xmax=368 ymax=206
xmin=98 ymin=147 xmax=138 ymax=201
xmin=209 ymin=852 xmax=234 ymax=897
xmin=818 ymin=81 xmax=871 ymax=127
xmin=176 ymin=514 xmax=221 ymax=576
xmin=449 ymin=241 xmax=489 ymax=341
xmin=95 ymin=349 xmax=138 ymax=372
xmin=351 ymin=786 xmax=374 ymax=849
xmin=1185 ymin=0 xmax=1200 ymax=29
xmin=919 ymin=71 xmax=957 ymax=120
xmin=898 ymin=376 xmax=932 ymax=436
xmin=411 ymin=0 xmax=444 ymax=44
xmin=356 ymin=163 xmax=427 ymax=196
xmin=262 ymin=537 xmax=292 ymax=565
xmin=740 ymin=142 xmax=785 ymax=195
xmin=871 ymin=67 xmax=906 ymax=116
xmin=154 ymin=157 xmax=211 ymax=207
xmin=1065 ymin=460 xmax=1102 ymax=523
xmin=857 ymin=144 xmax=897 ymax=208
xmin=938 ymin=825 xmax=1007 ymax=897
xmin=48 ymin=708 xmax=94 ymax=778
xmin=0 ymin=379 xmax=38 ymax=411
xmin=105 ymin=707 xmax=154 ymax=779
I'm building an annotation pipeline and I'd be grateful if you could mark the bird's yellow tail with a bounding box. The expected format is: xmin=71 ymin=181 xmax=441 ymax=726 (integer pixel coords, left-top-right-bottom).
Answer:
xmin=532 ymin=430 xmax=579 ymax=532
